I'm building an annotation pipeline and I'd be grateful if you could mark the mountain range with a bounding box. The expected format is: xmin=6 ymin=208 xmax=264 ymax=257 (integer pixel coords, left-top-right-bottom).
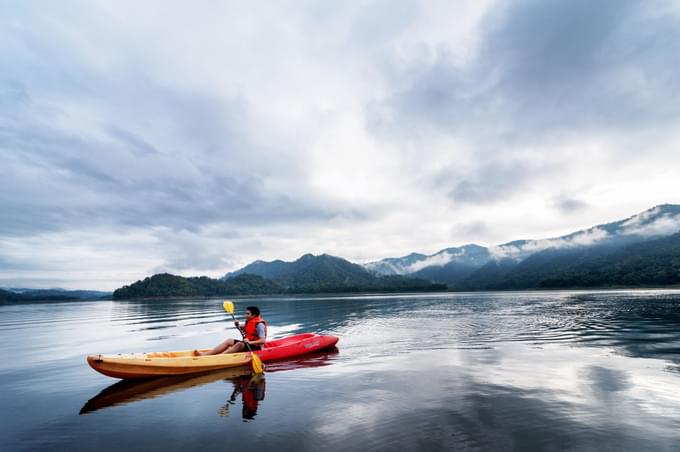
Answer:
xmin=221 ymin=252 xmax=446 ymax=292
xmin=112 ymin=204 xmax=680 ymax=299
xmin=113 ymin=255 xmax=445 ymax=299
xmin=227 ymin=204 xmax=680 ymax=291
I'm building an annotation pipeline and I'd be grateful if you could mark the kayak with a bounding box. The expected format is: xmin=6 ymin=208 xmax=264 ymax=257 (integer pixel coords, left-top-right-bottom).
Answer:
xmin=80 ymin=349 xmax=339 ymax=414
xmin=87 ymin=333 xmax=339 ymax=379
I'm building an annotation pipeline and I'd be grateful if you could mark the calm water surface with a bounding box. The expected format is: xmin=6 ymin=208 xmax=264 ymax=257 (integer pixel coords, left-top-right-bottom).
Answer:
xmin=1 ymin=290 xmax=680 ymax=451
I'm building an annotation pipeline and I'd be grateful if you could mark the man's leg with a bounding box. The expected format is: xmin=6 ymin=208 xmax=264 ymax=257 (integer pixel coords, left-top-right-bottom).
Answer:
xmin=224 ymin=341 xmax=246 ymax=354
xmin=196 ymin=338 xmax=238 ymax=356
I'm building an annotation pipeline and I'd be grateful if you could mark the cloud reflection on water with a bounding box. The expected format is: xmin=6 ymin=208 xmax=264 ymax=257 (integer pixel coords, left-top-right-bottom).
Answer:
xmin=311 ymin=343 xmax=680 ymax=451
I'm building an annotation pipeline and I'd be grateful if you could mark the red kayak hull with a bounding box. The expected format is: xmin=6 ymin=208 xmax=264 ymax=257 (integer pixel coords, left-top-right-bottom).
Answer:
xmin=256 ymin=333 xmax=339 ymax=362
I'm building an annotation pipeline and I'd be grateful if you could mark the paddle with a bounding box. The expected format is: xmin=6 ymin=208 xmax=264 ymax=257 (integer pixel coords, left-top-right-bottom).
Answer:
xmin=223 ymin=300 xmax=265 ymax=374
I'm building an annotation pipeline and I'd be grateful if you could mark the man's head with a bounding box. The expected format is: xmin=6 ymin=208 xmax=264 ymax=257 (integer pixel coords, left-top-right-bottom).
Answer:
xmin=246 ymin=306 xmax=260 ymax=317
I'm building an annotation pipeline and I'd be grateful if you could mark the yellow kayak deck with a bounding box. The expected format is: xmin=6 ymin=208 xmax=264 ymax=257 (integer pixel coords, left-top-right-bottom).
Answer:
xmin=87 ymin=349 xmax=252 ymax=379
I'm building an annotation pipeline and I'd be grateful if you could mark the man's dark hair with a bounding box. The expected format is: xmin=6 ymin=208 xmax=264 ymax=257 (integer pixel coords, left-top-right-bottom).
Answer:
xmin=246 ymin=306 xmax=260 ymax=316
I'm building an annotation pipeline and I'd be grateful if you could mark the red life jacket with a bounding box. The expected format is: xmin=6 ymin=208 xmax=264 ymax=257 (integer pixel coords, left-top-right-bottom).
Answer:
xmin=244 ymin=316 xmax=267 ymax=342
xmin=242 ymin=380 xmax=258 ymax=412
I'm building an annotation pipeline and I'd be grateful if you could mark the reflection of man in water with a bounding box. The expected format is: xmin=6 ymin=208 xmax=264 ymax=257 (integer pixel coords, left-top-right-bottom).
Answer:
xmin=219 ymin=375 xmax=266 ymax=420
xmin=239 ymin=375 xmax=266 ymax=419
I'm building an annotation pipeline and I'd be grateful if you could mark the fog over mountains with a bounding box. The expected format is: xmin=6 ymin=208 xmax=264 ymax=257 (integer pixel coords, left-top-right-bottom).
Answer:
xmin=366 ymin=205 xmax=675 ymax=267
xmin=366 ymin=204 xmax=680 ymax=276
xmin=228 ymin=204 xmax=680 ymax=290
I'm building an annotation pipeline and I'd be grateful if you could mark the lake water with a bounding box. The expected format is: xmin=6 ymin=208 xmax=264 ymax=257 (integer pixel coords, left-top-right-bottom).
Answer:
xmin=1 ymin=290 xmax=680 ymax=451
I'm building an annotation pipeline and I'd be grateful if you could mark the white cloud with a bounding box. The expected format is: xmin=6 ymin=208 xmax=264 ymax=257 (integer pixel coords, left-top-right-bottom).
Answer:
xmin=405 ymin=251 xmax=459 ymax=272
xmin=621 ymin=212 xmax=680 ymax=237
xmin=621 ymin=206 xmax=662 ymax=229
xmin=490 ymin=227 xmax=611 ymax=260
xmin=488 ymin=208 xmax=680 ymax=262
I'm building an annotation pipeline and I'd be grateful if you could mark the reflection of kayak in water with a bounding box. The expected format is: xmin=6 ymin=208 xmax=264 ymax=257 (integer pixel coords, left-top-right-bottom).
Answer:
xmin=80 ymin=348 xmax=338 ymax=415
xmin=87 ymin=333 xmax=339 ymax=379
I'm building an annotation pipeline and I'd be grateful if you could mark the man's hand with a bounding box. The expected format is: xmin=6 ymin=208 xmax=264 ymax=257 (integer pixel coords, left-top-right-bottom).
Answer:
xmin=234 ymin=320 xmax=240 ymax=327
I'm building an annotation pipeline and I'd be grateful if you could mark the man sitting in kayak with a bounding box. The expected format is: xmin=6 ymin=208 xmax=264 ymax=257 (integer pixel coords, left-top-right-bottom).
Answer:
xmin=196 ymin=306 xmax=267 ymax=356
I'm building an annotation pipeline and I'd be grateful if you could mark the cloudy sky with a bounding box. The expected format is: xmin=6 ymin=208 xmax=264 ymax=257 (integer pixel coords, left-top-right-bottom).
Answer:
xmin=2 ymin=0 xmax=680 ymax=290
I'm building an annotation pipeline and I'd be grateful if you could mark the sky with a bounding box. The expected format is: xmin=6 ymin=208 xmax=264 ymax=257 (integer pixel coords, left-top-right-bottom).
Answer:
xmin=2 ymin=0 xmax=680 ymax=290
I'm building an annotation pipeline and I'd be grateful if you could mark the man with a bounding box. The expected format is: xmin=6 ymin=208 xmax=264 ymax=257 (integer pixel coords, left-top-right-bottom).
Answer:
xmin=196 ymin=306 xmax=267 ymax=355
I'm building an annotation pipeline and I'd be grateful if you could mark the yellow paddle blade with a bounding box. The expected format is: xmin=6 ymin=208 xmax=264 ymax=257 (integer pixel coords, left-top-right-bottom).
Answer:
xmin=251 ymin=352 xmax=265 ymax=374
xmin=223 ymin=300 xmax=235 ymax=314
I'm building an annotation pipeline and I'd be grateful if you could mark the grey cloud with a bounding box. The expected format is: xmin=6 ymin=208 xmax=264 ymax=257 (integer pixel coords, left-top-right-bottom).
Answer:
xmin=152 ymin=250 xmax=235 ymax=275
xmin=0 ymin=252 xmax=38 ymax=272
xmin=107 ymin=127 xmax=161 ymax=156
xmin=371 ymin=0 xmax=680 ymax=145
xmin=451 ymin=221 xmax=489 ymax=238
xmin=477 ymin=0 xmax=680 ymax=133
xmin=349 ymin=0 xmax=418 ymax=44
xmin=554 ymin=197 xmax=589 ymax=213
xmin=0 ymin=82 xmax=30 ymax=108
xmin=447 ymin=161 xmax=532 ymax=204
xmin=0 ymin=26 xmax=346 ymax=239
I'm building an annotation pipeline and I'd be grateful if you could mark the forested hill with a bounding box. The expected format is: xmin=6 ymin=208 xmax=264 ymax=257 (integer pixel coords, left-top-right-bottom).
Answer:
xmin=537 ymin=232 xmax=680 ymax=288
xmin=113 ymin=255 xmax=446 ymax=299
xmin=454 ymin=232 xmax=680 ymax=290
xmin=112 ymin=273 xmax=282 ymax=299
xmin=225 ymin=253 xmax=380 ymax=284
xmin=0 ymin=289 xmax=25 ymax=302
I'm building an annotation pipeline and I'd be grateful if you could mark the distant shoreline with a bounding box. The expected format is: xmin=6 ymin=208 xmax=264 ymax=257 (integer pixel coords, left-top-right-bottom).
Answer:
xmin=5 ymin=284 xmax=680 ymax=304
xmin=112 ymin=286 xmax=680 ymax=301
